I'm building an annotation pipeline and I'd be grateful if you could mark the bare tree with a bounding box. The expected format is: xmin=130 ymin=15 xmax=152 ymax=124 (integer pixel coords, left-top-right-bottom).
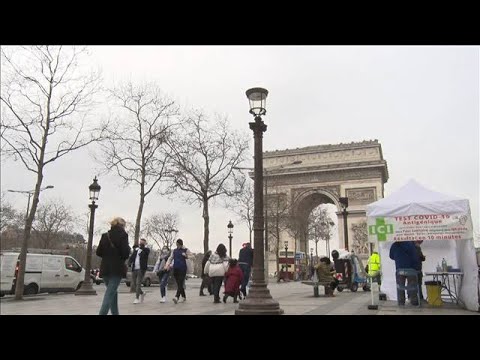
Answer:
xmin=308 ymin=205 xmax=335 ymax=259
xmin=1 ymin=46 xmax=103 ymax=299
xmin=266 ymin=191 xmax=291 ymax=275
xmin=166 ymin=111 xmax=250 ymax=253
xmin=286 ymin=208 xmax=311 ymax=255
xmin=144 ymin=212 xmax=179 ymax=250
xmin=225 ymin=176 xmax=254 ymax=244
xmin=0 ymin=193 xmax=23 ymax=250
xmin=32 ymin=199 xmax=74 ymax=249
xmin=0 ymin=192 xmax=20 ymax=233
xmin=98 ymin=81 xmax=179 ymax=246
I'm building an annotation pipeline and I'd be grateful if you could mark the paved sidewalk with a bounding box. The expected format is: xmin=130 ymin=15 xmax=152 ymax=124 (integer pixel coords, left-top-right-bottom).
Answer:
xmin=1 ymin=279 xmax=478 ymax=315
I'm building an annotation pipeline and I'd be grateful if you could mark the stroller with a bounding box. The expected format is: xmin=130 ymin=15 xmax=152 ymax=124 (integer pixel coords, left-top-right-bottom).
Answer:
xmin=332 ymin=250 xmax=370 ymax=292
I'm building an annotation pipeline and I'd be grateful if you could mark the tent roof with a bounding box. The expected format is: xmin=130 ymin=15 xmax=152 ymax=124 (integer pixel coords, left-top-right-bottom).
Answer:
xmin=366 ymin=179 xmax=470 ymax=217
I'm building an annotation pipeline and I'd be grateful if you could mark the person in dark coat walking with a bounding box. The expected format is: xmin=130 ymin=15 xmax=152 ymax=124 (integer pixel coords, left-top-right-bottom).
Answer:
xmin=238 ymin=242 xmax=253 ymax=298
xmin=223 ymin=259 xmax=244 ymax=303
xmin=96 ymin=217 xmax=131 ymax=315
xmin=389 ymin=241 xmax=421 ymax=306
xmin=199 ymin=250 xmax=213 ymax=296
xmin=128 ymin=238 xmax=151 ymax=304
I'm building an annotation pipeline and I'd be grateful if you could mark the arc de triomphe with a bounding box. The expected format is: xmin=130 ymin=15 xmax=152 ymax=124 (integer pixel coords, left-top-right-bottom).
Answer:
xmin=263 ymin=140 xmax=389 ymax=274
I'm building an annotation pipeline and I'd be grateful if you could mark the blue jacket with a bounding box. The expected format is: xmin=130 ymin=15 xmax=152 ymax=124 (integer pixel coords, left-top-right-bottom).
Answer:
xmin=389 ymin=241 xmax=420 ymax=270
xmin=172 ymin=248 xmax=187 ymax=271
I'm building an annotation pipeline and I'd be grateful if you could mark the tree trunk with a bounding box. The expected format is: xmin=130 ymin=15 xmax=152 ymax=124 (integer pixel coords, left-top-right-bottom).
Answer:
xmin=130 ymin=187 xmax=145 ymax=293
xmin=14 ymin=170 xmax=44 ymax=300
xmin=276 ymin=250 xmax=280 ymax=277
xmin=134 ymin=191 xmax=145 ymax=246
xmin=202 ymin=198 xmax=209 ymax=254
xmin=275 ymin=226 xmax=280 ymax=276
xmin=14 ymin=86 xmax=52 ymax=300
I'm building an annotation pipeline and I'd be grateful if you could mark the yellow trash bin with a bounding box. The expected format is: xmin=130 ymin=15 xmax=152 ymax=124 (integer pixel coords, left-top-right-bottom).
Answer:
xmin=425 ymin=280 xmax=442 ymax=306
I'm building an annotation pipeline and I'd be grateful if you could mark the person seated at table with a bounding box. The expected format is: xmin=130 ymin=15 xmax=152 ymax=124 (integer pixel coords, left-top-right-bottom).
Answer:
xmin=314 ymin=257 xmax=339 ymax=296
xmin=389 ymin=241 xmax=421 ymax=306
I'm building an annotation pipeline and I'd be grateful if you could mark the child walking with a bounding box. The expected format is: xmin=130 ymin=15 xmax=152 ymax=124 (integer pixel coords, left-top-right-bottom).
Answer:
xmin=223 ymin=259 xmax=244 ymax=303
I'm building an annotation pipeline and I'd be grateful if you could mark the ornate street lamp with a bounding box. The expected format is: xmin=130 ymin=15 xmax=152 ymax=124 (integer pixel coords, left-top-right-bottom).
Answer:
xmin=236 ymin=87 xmax=283 ymax=315
xmin=339 ymin=197 xmax=349 ymax=251
xmin=284 ymin=241 xmax=289 ymax=280
xmin=76 ymin=176 xmax=101 ymax=295
xmin=227 ymin=220 xmax=234 ymax=258
xmin=310 ymin=247 xmax=314 ymax=265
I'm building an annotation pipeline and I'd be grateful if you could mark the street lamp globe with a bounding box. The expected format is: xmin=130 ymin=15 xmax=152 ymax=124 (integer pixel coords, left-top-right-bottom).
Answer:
xmin=89 ymin=176 xmax=101 ymax=201
xmin=227 ymin=220 xmax=234 ymax=234
xmin=246 ymin=87 xmax=268 ymax=117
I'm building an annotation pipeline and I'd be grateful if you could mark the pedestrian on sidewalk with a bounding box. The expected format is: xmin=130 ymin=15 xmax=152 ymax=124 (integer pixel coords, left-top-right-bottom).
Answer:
xmin=199 ymin=250 xmax=213 ymax=296
xmin=128 ymin=238 xmax=150 ymax=304
xmin=223 ymin=259 xmax=243 ymax=303
xmin=165 ymin=239 xmax=193 ymax=304
xmin=96 ymin=217 xmax=131 ymax=315
xmin=153 ymin=245 xmax=171 ymax=303
xmin=204 ymin=243 xmax=229 ymax=304
xmin=238 ymin=242 xmax=253 ymax=298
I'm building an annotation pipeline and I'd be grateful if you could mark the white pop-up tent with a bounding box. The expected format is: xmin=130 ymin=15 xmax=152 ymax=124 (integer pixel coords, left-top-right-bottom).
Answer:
xmin=366 ymin=179 xmax=479 ymax=311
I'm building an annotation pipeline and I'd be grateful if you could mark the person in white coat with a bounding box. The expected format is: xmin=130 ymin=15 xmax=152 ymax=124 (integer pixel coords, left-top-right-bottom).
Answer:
xmin=204 ymin=243 xmax=229 ymax=303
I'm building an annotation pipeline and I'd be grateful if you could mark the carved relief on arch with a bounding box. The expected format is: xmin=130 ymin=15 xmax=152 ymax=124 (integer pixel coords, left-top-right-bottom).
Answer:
xmin=345 ymin=187 xmax=377 ymax=205
xmin=266 ymin=168 xmax=384 ymax=187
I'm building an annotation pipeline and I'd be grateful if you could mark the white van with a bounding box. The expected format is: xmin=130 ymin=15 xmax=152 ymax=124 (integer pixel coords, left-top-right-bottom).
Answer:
xmin=0 ymin=252 xmax=85 ymax=296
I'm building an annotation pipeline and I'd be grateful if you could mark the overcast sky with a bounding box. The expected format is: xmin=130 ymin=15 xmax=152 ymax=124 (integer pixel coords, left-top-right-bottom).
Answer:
xmin=2 ymin=46 xmax=479 ymax=253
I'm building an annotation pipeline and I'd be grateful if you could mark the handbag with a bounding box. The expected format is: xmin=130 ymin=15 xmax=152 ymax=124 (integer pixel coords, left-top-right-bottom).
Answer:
xmin=107 ymin=232 xmax=128 ymax=276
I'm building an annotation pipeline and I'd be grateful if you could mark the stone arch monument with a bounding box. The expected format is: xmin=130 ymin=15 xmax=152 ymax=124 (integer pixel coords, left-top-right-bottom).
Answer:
xmin=263 ymin=140 xmax=389 ymax=274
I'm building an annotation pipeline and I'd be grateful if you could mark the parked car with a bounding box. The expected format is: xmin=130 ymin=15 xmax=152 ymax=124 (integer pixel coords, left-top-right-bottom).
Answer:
xmin=186 ymin=274 xmax=198 ymax=279
xmin=125 ymin=265 xmax=158 ymax=287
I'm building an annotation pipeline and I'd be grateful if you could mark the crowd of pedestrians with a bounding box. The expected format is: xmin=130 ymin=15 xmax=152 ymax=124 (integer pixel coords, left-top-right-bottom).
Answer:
xmin=96 ymin=217 xmax=254 ymax=315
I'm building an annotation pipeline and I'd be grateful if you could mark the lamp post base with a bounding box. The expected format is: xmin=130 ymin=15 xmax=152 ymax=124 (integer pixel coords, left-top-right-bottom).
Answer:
xmin=235 ymin=281 xmax=284 ymax=315
xmin=75 ymin=281 xmax=97 ymax=296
